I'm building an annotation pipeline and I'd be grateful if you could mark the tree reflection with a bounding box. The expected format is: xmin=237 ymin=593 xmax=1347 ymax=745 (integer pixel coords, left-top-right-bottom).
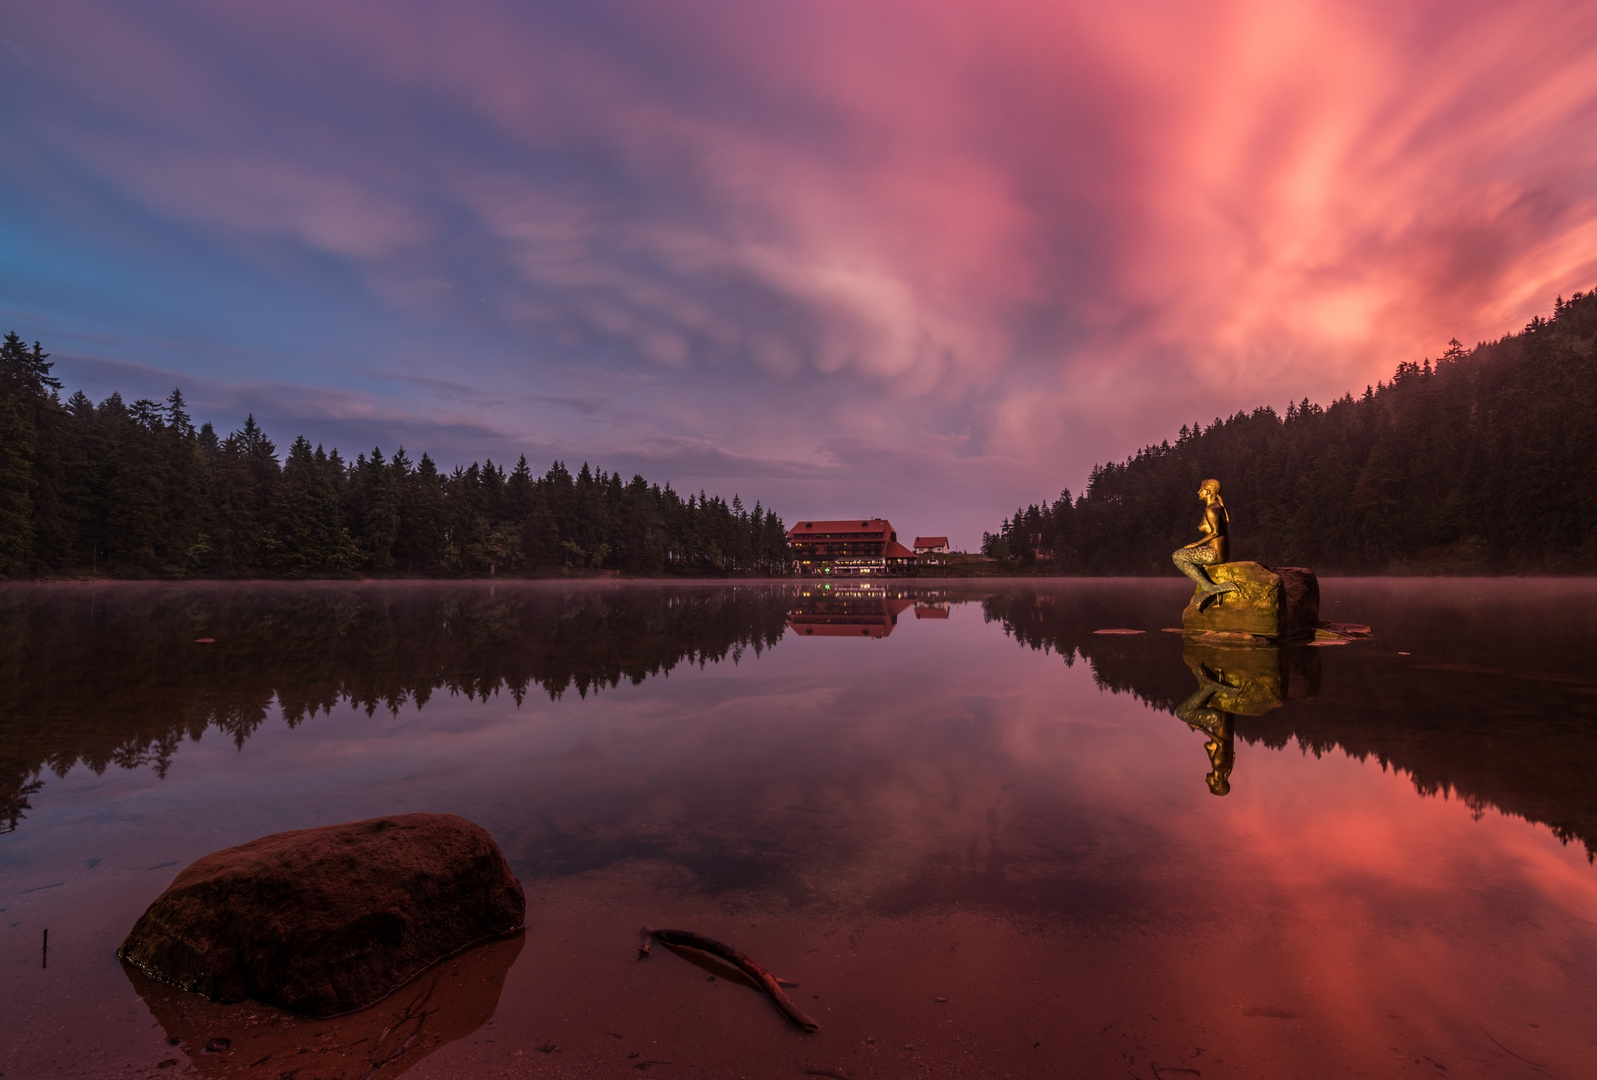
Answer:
xmin=0 ymin=584 xmax=790 ymax=833
xmin=8 ymin=581 xmax=1597 ymax=868
xmin=983 ymin=584 xmax=1597 ymax=858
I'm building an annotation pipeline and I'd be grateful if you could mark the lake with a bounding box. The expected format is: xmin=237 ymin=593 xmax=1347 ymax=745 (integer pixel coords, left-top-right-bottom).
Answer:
xmin=3 ymin=578 xmax=1596 ymax=1079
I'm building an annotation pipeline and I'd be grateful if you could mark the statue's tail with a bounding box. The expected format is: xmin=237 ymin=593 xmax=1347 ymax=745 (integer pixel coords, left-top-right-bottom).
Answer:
xmin=1196 ymin=581 xmax=1239 ymax=610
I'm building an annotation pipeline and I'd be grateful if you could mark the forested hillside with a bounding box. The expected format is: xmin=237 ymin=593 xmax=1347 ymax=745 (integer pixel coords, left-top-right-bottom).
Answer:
xmin=0 ymin=335 xmax=788 ymax=579
xmin=986 ymin=291 xmax=1597 ymax=573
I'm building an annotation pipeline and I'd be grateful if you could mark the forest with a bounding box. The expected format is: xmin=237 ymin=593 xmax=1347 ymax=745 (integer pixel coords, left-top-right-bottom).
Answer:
xmin=984 ymin=290 xmax=1597 ymax=573
xmin=0 ymin=335 xmax=790 ymax=579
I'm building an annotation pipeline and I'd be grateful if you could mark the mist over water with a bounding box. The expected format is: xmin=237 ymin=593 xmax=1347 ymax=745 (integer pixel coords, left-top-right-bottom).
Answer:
xmin=4 ymin=579 xmax=1596 ymax=1078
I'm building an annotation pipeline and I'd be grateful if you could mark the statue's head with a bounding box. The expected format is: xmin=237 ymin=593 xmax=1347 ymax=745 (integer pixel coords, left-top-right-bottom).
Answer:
xmin=1206 ymin=769 xmax=1231 ymax=796
xmin=1198 ymin=478 xmax=1222 ymax=501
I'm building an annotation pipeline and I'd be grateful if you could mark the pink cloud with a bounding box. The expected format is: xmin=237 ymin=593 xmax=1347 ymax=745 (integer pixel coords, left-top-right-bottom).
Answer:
xmin=7 ymin=0 xmax=1597 ymax=542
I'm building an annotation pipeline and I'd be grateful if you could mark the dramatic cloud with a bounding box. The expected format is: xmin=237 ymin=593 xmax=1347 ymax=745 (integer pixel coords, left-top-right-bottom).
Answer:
xmin=3 ymin=0 xmax=1595 ymax=543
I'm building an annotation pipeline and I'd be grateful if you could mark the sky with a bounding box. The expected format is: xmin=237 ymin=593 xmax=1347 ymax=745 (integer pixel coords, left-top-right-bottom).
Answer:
xmin=3 ymin=1 xmax=1596 ymax=548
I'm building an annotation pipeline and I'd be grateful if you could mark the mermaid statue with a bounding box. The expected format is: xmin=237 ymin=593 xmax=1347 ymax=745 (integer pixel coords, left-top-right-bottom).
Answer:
xmin=1172 ymin=478 xmax=1239 ymax=610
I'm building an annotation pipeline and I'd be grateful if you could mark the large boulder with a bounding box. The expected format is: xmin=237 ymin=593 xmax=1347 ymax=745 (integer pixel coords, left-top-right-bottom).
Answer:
xmin=1180 ymin=562 xmax=1319 ymax=642
xmin=118 ymin=813 xmax=525 ymax=1017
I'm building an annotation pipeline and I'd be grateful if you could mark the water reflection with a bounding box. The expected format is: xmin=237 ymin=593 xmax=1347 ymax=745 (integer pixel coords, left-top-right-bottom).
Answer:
xmin=1175 ymin=679 xmax=1236 ymax=795
xmin=124 ymin=934 xmax=523 ymax=1079
xmin=982 ymin=582 xmax=1597 ymax=857
xmin=786 ymin=583 xmax=917 ymax=637
xmin=0 ymin=583 xmax=789 ymax=833
xmin=5 ymin=579 xmax=1597 ymax=863
xmin=1175 ymin=641 xmax=1321 ymax=794
xmin=6 ymin=579 xmax=1597 ymax=1078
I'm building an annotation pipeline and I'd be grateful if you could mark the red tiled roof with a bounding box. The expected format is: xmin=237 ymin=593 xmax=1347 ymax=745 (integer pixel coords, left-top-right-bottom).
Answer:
xmin=789 ymin=518 xmax=892 ymax=537
xmin=883 ymin=540 xmax=916 ymax=559
xmin=912 ymin=536 xmax=948 ymax=548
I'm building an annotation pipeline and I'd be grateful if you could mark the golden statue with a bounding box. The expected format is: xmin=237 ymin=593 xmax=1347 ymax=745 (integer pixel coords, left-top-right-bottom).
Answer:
xmin=1172 ymin=478 xmax=1238 ymax=610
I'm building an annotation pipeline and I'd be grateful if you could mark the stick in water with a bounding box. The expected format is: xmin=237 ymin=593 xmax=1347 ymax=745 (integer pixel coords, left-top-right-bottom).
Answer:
xmin=640 ymin=926 xmax=819 ymax=1032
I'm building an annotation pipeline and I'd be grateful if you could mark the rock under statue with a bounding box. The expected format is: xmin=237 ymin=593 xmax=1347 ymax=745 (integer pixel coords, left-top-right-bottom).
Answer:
xmin=1170 ymin=480 xmax=1332 ymax=646
xmin=1172 ymin=478 xmax=1239 ymax=610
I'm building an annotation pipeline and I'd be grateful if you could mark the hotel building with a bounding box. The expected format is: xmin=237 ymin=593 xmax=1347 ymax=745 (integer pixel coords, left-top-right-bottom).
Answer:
xmin=787 ymin=519 xmax=918 ymax=576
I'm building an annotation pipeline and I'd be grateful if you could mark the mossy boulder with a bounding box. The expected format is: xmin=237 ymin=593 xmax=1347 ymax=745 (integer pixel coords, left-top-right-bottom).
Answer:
xmin=1181 ymin=562 xmax=1319 ymax=642
xmin=118 ymin=813 xmax=524 ymax=1017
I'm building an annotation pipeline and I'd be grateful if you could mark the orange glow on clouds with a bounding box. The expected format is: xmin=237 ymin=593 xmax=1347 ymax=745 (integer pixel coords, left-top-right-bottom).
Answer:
xmin=4 ymin=1 xmax=1596 ymax=540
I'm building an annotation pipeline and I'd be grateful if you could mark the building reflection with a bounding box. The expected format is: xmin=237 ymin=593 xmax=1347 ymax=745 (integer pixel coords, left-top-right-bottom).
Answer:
xmin=1176 ymin=639 xmax=1321 ymax=795
xmin=786 ymin=583 xmax=918 ymax=638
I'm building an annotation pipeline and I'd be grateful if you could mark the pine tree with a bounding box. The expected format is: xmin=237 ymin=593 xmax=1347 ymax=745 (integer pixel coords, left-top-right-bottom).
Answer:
xmin=0 ymin=334 xmax=63 ymax=576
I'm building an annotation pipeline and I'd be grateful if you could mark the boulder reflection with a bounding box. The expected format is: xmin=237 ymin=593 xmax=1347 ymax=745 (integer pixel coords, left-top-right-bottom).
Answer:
xmin=124 ymin=933 xmax=523 ymax=1079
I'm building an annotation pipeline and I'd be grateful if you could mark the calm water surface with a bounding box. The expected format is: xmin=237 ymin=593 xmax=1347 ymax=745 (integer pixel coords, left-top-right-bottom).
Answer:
xmin=3 ymin=579 xmax=1596 ymax=1079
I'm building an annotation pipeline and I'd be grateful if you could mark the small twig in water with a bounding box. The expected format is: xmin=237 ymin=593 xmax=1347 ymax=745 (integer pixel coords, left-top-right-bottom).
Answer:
xmin=640 ymin=926 xmax=819 ymax=1032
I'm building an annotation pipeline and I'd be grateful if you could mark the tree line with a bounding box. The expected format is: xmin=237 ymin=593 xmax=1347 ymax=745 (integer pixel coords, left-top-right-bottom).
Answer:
xmin=0 ymin=335 xmax=791 ymax=579
xmin=985 ymin=290 xmax=1597 ymax=572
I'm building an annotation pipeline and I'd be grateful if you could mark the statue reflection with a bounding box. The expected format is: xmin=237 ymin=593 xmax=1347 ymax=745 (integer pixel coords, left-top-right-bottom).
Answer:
xmin=1176 ymin=669 xmax=1236 ymax=796
xmin=1177 ymin=639 xmax=1320 ymax=795
xmin=123 ymin=933 xmax=523 ymax=1079
xmin=787 ymin=585 xmax=917 ymax=639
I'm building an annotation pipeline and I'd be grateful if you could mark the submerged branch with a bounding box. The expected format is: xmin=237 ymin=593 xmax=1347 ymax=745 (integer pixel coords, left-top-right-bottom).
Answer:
xmin=639 ymin=926 xmax=819 ymax=1032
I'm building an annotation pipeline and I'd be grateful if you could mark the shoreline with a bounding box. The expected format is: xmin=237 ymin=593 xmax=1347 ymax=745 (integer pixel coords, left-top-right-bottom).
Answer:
xmin=6 ymin=568 xmax=1597 ymax=585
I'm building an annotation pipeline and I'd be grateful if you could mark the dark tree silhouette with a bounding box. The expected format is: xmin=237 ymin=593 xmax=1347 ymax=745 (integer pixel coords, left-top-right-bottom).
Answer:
xmin=0 ymin=343 xmax=790 ymax=579
xmin=984 ymin=291 xmax=1597 ymax=573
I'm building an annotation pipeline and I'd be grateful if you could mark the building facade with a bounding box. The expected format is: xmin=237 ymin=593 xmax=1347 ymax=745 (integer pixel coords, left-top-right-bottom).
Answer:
xmin=788 ymin=518 xmax=918 ymax=576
